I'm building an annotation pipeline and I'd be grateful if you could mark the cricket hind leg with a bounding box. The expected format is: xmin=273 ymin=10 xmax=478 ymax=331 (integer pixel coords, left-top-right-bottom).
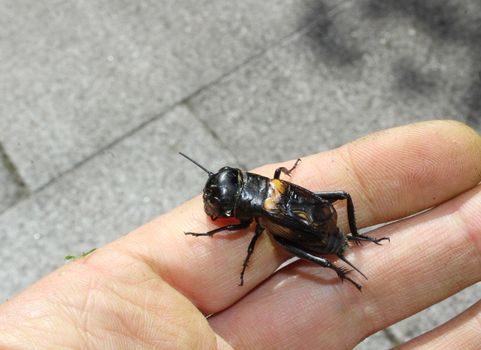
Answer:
xmin=273 ymin=235 xmax=362 ymax=291
xmin=314 ymin=191 xmax=359 ymax=235
xmin=274 ymin=158 xmax=302 ymax=179
xmin=315 ymin=191 xmax=389 ymax=245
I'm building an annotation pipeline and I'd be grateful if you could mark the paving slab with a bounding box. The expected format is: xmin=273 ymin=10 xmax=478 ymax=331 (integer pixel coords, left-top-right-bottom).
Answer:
xmin=188 ymin=0 xmax=481 ymax=169
xmin=0 ymin=0 xmax=327 ymax=190
xmin=0 ymin=105 xmax=237 ymax=301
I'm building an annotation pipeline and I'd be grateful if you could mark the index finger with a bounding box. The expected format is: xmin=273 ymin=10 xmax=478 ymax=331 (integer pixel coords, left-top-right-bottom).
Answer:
xmin=97 ymin=120 xmax=481 ymax=314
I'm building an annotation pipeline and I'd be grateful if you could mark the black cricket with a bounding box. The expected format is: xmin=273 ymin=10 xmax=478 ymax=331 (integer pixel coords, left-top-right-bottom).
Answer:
xmin=180 ymin=153 xmax=388 ymax=290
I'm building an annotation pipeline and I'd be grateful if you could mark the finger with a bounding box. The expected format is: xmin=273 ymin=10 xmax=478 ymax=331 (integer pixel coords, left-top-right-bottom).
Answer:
xmin=399 ymin=299 xmax=481 ymax=349
xmin=208 ymin=185 xmax=481 ymax=349
xmin=0 ymin=247 xmax=227 ymax=349
xmin=289 ymin=120 xmax=481 ymax=229
xmin=104 ymin=120 xmax=481 ymax=315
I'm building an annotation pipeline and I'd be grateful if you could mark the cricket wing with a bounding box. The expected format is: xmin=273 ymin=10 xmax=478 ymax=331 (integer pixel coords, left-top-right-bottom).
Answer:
xmin=261 ymin=179 xmax=338 ymax=234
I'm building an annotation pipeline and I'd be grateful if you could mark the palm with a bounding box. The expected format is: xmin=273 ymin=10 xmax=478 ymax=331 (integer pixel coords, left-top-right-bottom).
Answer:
xmin=1 ymin=121 xmax=480 ymax=349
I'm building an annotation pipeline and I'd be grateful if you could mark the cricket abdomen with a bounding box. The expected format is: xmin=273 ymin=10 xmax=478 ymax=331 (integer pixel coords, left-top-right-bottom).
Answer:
xmin=323 ymin=229 xmax=348 ymax=255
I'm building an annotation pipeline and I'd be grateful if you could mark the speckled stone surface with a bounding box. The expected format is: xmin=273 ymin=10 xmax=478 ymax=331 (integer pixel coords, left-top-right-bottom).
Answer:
xmin=0 ymin=0 xmax=324 ymax=190
xmin=188 ymin=0 xmax=481 ymax=168
xmin=0 ymin=105 xmax=236 ymax=302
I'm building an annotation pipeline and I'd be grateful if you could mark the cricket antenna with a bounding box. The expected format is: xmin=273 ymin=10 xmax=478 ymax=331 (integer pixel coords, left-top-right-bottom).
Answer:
xmin=179 ymin=152 xmax=213 ymax=176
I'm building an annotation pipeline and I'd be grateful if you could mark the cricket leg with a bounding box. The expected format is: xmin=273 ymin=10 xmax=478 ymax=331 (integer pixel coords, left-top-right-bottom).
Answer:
xmin=273 ymin=235 xmax=362 ymax=291
xmin=185 ymin=220 xmax=252 ymax=237
xmin=274 ymin=158 xmax=302 ymax=179
xmin=239 ymin=221 xmax=264 ymax=286
xmin=315 ymin=191 xmax=389 ymax=245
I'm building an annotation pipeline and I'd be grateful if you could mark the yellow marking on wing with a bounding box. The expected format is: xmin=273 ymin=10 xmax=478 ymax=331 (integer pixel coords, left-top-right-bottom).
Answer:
xmin=292 ymin=210 xmax=308 ymax=221
xmin=262 ymin=179 xmax=285 ymax=211
xmin=263 ymin=197 xmax=277 ymax=210
xmin=258 ymin=217 xmax=293 ymax=236
xmin=271 ymin=179 xmax=286 ymax=193
xmin=291 ymin=209 xmax=314 ymax=225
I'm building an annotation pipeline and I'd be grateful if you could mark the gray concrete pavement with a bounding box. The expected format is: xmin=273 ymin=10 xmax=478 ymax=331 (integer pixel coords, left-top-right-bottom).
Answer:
xmin=0 ymin=0 xmax=321 ymax=190
xmin=0 ymin=105 xmax=236 ymax=301
xmin=1 ymin=0 xmax=480 ymax=348
xmin=188 ymin=0 xmax=480 ymax=169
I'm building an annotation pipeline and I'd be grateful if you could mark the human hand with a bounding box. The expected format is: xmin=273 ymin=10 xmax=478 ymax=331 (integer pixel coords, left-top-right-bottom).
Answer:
xmin=1 ymin=120 xmax=480 ymax=349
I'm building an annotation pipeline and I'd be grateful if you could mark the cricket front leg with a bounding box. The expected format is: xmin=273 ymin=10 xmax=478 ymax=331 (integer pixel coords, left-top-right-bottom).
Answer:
xmin=185 ymin=220 xmax=252 ymax=237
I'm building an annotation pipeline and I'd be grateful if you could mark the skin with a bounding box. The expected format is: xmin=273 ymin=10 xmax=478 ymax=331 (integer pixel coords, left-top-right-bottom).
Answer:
xmin=1 ymin=120 xmax=481 ymax=349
